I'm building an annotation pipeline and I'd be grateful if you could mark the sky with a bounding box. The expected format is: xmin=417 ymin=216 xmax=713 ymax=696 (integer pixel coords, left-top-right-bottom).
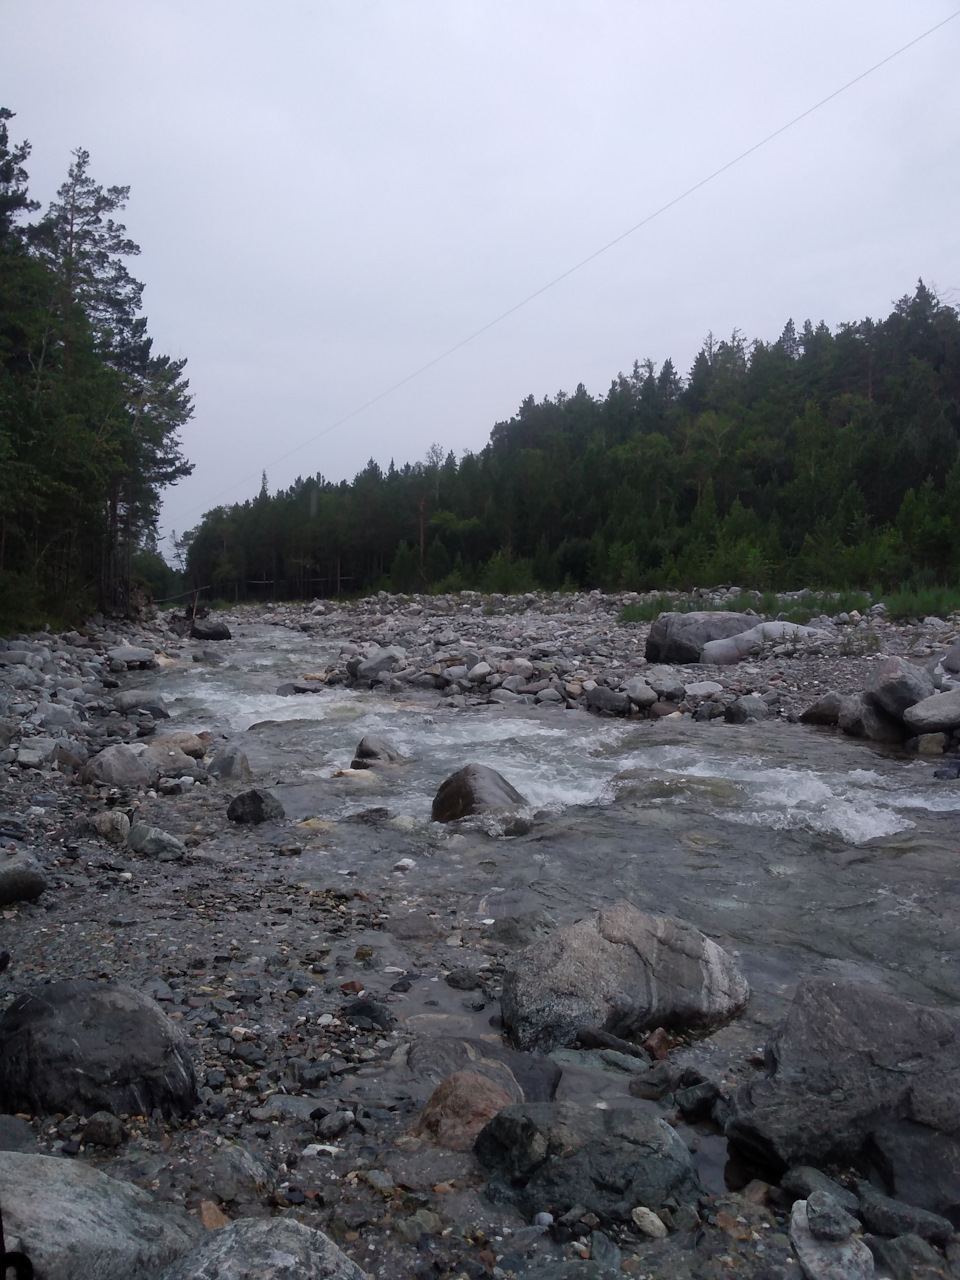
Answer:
xmin=4 ymin=1 xmax=960 ymax=556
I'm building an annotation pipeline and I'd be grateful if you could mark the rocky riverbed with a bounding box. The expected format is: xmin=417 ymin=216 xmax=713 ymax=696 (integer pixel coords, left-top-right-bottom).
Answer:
xmin=1 ymin=589 xmax=960 ymax=1280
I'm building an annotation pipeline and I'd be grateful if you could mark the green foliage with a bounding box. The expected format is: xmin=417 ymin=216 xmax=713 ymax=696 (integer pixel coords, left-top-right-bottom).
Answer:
xmin=881 ymin=586 xmax=960 ymax=621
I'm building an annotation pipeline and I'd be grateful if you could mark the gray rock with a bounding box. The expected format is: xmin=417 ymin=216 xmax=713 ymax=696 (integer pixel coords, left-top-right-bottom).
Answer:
xmin=156 ymin=1217 xmax=368 ymax=1280
xmin=227 ymin=788 xmax=285 ymax=824
xmin=838 ymin=692 xmax=905 ymax=743
xmin=0 ymin=1114 xmax=36 ymax=1152
xmin=781 ymin=1166 xmax=859 ymax=1214
xmin=406 ymin=1036 xmax=560 ymax=1104
xmin=701 ymin=621 xmax=830 ymax=666
xmin=207 ymin=743 xmax=253 ymax=781
xmin=585 ymin=685 xmax=631 ymax=715
xmin=127 ymin=823 xmax=187 ymax=860
xmin=624 ymin=677 xmax=658 ymax=709
xmin=114 ymin=690 xmax=170 ymax=718
xmin=82 ymin=1110 xmax=126 ymax=1147
xmin=189 ymin=618 xmax=231 ymax=641
xmin=474 ymin=1101 xmax=700 ymax=1223
xmin=80 ymin=743 xmax=152 ymax=787
xmin=726 ymin=977 xmax=960 ymax=1218
xmin=805 ymin=1188 xmax=861 ymax=1241
xmin=645 ymin=612 xmax=756 ymax=664
xmin=870 ymin=1233 xmax=950 ymax=1280
xmin=140 ymin=739 xmax=207 ymax=781
xmin=356 ymin=644 xmax=406 ymax=681
xmin=904 ymin=688 xmax=960 ymax=735
xmin=0 ymin=980 xmax=198 ymax=1119
xmin=0 ymin=853 xmax=48 ymax=905
xmin=431 ymin=763 xmax=527 ymax=822
xmin=789 ymin=1199 xmax=874 ymax=1280
xmin=865 ymin=656 xmax=935 ymax=720
xmin=941 ymin=641 xmax=960 ymax=674
xmin=724 ymin=694 xmax=768 ymax=723
xmin=106 ymin=645 xmax=156 ymax=667
xmin=351 ymin=734 xmax=402 ymax=768
xmin=800 ymin=691 xmax=844 ymax=726
xmin=856 ymin=1182 xmax=954 ymax=1243
xmin=501 ymin=900 xmax=749 ymax=1053
xmin=91 ymin=809 xmax=131 ymax=843
xmin=0 ymin=1150 xmax=201 ymax=1280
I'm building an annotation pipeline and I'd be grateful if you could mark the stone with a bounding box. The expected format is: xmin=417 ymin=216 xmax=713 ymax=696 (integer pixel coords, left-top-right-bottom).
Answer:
xmin=856 ymin=1182 xmax=954 ymax=1243
xmin=726 ymin=977 xmax=960 ymax=1218
xmin=624 ymin=677 xmax=658 ymax=709
xmin=904 ymin=688 xmax=960 ymax=735
xmin=356 ymin=644 xmax=406 ymax=681
xmin=941 ymin=641 xmax=960 ymax=674
xmin=190 ymin=618 xmax=231 ymax=641
xmin=350 ymin=734 xmax=402 ymax=768
xmin=416 ymin=1070 xmax=514 ymax=1150
xmin=91 ymin=809 xmax=131 ymax=843
xmin=701 ymin=621 xmax=830 ymax=666
xmin=127 ymin=823 xmax=187 ymax=860
xmin=0 ymin=852 xmax=47 ymax=905
xmin=631 ymin=1205 xmax=668 ymax=1238
xmin=645 ymin=611 xmax=756 ymax=664
xmin=805 ymin=1188 xmax=861 ymax=1241
xmin=431 ymin=762 xmax=527 ymax=822
xmin=149 ymin=731 xmax=208 ymax=759
xmin=870 ymin=1233 xmax=951 ymax=1280
xmin=207 ymin=743 xmax=253 ymax=782
xmin=80 ymin=743 xmax=152 ymax=787
xmin=501 ymin=901 xmax=749 ymax=1054
xmin=0 ymin=979 xmax=198 ymax=1119
xmin=155 ymin=1217 xmax=367 ymax=1280
xmin=838 ymin=692 xmax=905 ymax=743
xmin=0 ymin=1151 xmax=201 ymax=1280
xmin=227 ymin=788 xmax=285 ymax=824
xmin=789 ymin=1199 xmax=874 ymax=1280
xmin=141 ymin=740 xmax=207 ymax=780
xmin=405 ymin=1035 xmax=560 ymax=1103
xmin=113 ymin=690 xmax=170 ymax=717
xmin=724 ymin=694 xmax=768 ymax=723
xmin=781 ymin=1166 xmax=859 ymax=1214
xmin=799 ymin=691 xmax=843 ymax=725
xmin=474 ymin=1101 xmax=700 ymax=1223
xmin=106 ymin=645 xmax=156 ymax=667
xmin=82 ymin=1110 xmax=126 ymax=1147
xmin=0 ymin=1114 xmax=36 ymax=1152
xmin=865 ymin=656 xmax=935 ymax=720
xmin=585 ymin=685 xmax=631 ymax=715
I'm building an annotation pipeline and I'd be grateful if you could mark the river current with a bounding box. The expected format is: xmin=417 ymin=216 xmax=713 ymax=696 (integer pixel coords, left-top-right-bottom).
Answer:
xmin=140 ymin=623 xmax=960 ymax=1039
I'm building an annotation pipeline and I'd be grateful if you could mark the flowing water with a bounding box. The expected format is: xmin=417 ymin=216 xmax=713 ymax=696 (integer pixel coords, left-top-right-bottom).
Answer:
xmin=138 ymin=622 xmax=960 ymax=1038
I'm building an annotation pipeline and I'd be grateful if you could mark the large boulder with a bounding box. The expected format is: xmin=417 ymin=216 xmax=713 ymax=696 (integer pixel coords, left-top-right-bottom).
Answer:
xmin=0 ymin=1151 xmax=202 ymax=1280
xmin=431 ymin=763 xmax=527 ymax=823
xmin=0 ymin=852 xmax=48 ymax=905
xmin=79 ymin=743 xmax=152 ymax=787
xmin=350 ymin=734 xmax=402 ymax=769
xmin=106 ymin=645 xmax=156 ymax=667
xmin=585 ymin=685 xmax=631 ymax=715
xmin=0 ymin=980 xmax=198 ymax=1119
xmin=837 ymin=692 xmax=905 ymax=743
xmin=141 ymin=739 xmax=207 ymax=781
xmin=416 ymin=1071 xmax=514 ymax=1151
xmin=645 ymin=611 xmax=756 ymax=664
xmin=190 ymin=618 xmax=231 ymax=641
xmin=227 ymin=788 xmax=284 ymax=824
xmin=865 ymin=656 xmax=935 ymax=720
xmin=500 ymin=901 xmax=749 ymax=1053
xmin=156 ymin=1218 xmax=367 ymax=1280
xmin=208 ymin=743 xmax=252 ymax=781
xmin=903 ymin=688 xmax=960 ymax=735
xmin=800 ymin=690 xmax=843 ymax=726
xmin=114 ymin=689 xmax=170 ymax=717
xmin=726 ymin=977 xmax=960 ymax=1218
xmin=474 ymin=1101 xmax=700 ymax=1223
xmin=356 ymin=644 xmax=406 ymax=681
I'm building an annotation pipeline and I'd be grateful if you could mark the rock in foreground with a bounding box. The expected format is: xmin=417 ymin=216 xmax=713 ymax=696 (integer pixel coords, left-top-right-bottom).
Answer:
xmin=0 ymin=852 xmax=48 ymax=905
xmin=0 ymin=1151 xmax=202 ymax=1280
xmin=726 ymin=977 xmax=960 ymax=1217
xmin=501 ymin=901 xmax=749 ymax=1053
xmin=431 ymin=762 xmax=527 ymax=823
xmin=0 ymin=980 xmax=198 ymax=1119
xmin=156 ymin=1217 xmax=368 ymax=1280
xmin=474 ymin=1101 xmax=700 ymax=1223
xmin=227 ymin=788 xmax=285 ymax=824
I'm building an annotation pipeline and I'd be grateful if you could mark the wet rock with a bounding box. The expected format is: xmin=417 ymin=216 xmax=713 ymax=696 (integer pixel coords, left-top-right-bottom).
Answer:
xmin=904 ymin=687 xmax=960 ymax=735
xmin=405 ymin=1036 xmax=560 ymax=1103
xmin=113 ymin=690 xmax=170 ymax=717
xmin=781 ymin=1166 xmax=859 ymax=1214
xmin=227 ymin=788 xmax=285 ymax=824
xmin=156 ymin=1217 xmax=367 ymax=1280
xmin=207 ymin=742 xmax=252 ymax=781
xmin=485 ymin=909 xmax=557 ymax=948
xmin=585 ymin=685 xmax=631 ymax=715
xmin=726 ymin=977 xmax=960 ymax=1217
xmin=431 ymin=762 xmax=527 ymax=822
xmin=350 ymin=734 xmax=402 ymax=768
xmin=0 ymin=1150 xmax=202 ymax=1280
xmin=805 ymin=1188 xmax=861 ymax=1241
xmin=645 ymin=611 xmax=756 ymax=664
xmin=126 ymin=823 xmax=187 ymax=861
xmin=417 ymin=1070 xmax=515 ymax=1150
xmin=91 ymin=809 xmax=131 ymax=843
xmin=838 ymin=692 xmax=905 ymax=743
xmin=856 ymin=1182 xmax=954 ymax=1243
xmin=189 ymin=619 xmax=231 ymax=641
xmin=0 ymin=980 xmax=198 ymax=1119
xmin=799 ymin=690 xmax=844 ymax=725
xmin=106 ymin=645 xmax=156 ymax=667
xmin=0 ymin=1115 xmax=36 ymax=1152
xmin=149 ymin=731 xmax=208 ymax=759
xmin=724 ymin=694 xmax=768 ymax=723
xmin=865 ymin=655 xmax=935 ymax=720
xmin=789 ymin=1199 xmax=874 ymax=1280
xmin=80 ymin=743 xmax=152 ymax=787
xmin=82 ymin=1111 xmax=126 ymax=1147
xmin=624 ymin=677 xmax=658 ymax=710
xmin=501 ymin=901 xmax=749 ymax=1053
xmin=141 ymin=739 xmax=207 ymax=780
xmin=0 ymin=852 xmax=47 ymax=905
xmin=356 ymin=644 xmax=406 ymax=681
xmin=474 ymin=1101 xmax=700 ymax=1223
xmin=869 ymin=1233 xmax=951 ymax=1280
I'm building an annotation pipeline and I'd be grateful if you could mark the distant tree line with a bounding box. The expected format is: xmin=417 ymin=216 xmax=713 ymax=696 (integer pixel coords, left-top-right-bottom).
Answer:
xmin=182 ymin=281 xmax=960 ymax=601
xmin=0 ymin=108 xmax=192 ymax=625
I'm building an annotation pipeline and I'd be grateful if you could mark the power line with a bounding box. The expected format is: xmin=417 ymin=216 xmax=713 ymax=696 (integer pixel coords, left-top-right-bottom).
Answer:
xmin=184 ymin=7 xmax=960 ymax=521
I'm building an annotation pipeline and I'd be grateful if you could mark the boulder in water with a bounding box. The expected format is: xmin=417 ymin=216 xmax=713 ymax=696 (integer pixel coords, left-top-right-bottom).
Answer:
xmin=726 ymin=977 xmax=960 ymax=1218
xmin=189 ymin=618 xmax=231 ymax=641
xmin=585 ymin=685 xmax=631 ymax=715
xmin=501 ymin=900 xmax=749 ymax=1053
xmin=431 ymin=763 xmax=526 ymax=823
xmin=474 ymin=1101 xmax=700 ymax=1223
xmin=800 ymin=690 xmax=843 ymax=725
xmin=350 ymin=734 xmax=402 ymax=769
xmin=645 ymin=611 xmax=756 ymax=664
xmin=903 ymin=687 xmax=960 ymax=734
xmin=356 ymin=644 xmax=406 ymax=681
xmin=865 ymin=656 xmax=935 ymax=720
xmin=0 ymin=979 xmax=199 ymax=1119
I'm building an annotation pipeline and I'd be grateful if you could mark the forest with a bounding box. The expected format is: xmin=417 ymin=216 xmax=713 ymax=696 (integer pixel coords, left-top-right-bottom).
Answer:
xmin=181 ymin=282 xmax=960 ymax=603
xmin=0 ymin=108 xmax=192 ymax=627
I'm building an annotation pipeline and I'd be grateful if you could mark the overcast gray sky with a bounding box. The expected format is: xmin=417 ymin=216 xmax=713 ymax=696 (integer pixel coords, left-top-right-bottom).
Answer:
xmin=5 ymin=1 xmax=960 ymax=552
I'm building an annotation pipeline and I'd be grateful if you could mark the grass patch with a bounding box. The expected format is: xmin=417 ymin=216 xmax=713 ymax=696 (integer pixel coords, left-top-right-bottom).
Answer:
xmin=880 ymin=587 xmax=960 ymax=621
